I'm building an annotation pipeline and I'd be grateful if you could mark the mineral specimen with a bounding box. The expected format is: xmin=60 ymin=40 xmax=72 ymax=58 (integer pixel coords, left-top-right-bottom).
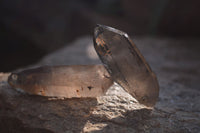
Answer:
xmin=8 ymin=24 xmax=159 ymax=107
xmin=8 ymin=65 xmax=113 ymax=98
xmin=93 ymin=24 xmax=159 ymax=107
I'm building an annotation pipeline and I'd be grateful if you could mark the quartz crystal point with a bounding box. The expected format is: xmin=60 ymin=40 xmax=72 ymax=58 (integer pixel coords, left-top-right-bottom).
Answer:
xmin=8 ymin=65 xmax=113 ymax=98
xmin=93 ymin=24 xmax=159 ymax=107
xmin=8 ymin=24 xmax=159 ymax=107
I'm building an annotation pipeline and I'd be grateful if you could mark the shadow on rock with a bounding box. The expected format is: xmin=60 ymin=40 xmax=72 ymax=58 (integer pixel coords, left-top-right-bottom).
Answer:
xmin=90 ymin=108 xmax=152 ymax=133
xmin=0 ymin=84 xmax=98 ymax=133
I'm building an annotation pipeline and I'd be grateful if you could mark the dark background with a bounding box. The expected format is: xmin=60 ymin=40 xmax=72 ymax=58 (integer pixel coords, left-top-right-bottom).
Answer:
xmin=1 ymin=0 xmax=200 ymax=72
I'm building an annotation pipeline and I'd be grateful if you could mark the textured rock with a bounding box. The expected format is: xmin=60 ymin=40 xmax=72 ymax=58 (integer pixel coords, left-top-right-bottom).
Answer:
xmin=0 ymin=37 xmax=200 ymax=132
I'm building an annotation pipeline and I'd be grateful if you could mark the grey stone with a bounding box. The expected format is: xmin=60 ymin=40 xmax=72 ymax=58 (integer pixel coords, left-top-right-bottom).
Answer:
xmin=0 ymin=37 xmax=200 ymax=132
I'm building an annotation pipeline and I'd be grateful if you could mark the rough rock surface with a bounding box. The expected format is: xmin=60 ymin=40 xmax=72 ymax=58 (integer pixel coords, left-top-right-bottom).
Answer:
xmin=0 ymin=37 xmax=200 ymax=133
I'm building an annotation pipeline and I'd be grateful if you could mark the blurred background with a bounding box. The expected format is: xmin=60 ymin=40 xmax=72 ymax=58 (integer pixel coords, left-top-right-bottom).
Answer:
xmin=0 ymin=0 xmax=200 ymax=72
